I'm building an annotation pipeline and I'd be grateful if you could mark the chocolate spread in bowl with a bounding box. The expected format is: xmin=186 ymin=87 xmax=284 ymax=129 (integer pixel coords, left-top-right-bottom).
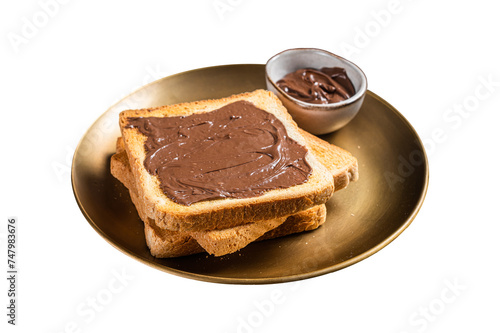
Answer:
xmin=277 ymin=67 xmax=355 ymax=104
xmin=126 ymin=101 xmax=312 ymax=206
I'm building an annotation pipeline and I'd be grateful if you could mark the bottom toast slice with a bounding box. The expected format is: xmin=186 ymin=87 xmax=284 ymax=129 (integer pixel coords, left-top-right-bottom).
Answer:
xmin=111 ymin=146 xmax=326 ymax=257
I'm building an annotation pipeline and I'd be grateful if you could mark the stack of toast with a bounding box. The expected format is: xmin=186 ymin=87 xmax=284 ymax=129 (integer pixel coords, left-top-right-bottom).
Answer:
xmin=110 ymin=89 xmax=358 ymax=258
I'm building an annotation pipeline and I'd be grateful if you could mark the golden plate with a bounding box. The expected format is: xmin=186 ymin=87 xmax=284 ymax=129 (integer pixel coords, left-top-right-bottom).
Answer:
xmin=72 ymin=64 xmax=428 ymax=284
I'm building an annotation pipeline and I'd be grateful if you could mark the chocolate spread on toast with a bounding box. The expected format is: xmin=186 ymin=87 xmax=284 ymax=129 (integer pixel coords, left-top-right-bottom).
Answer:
xmin=126 ymin=101 xmax=312 ymax=205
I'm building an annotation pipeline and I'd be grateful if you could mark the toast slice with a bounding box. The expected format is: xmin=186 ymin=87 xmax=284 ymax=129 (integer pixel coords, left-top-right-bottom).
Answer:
xmin=119 ymin=89 xmax=336 ymax=232
xmin=111 ymin=146 xmax=326 ymax=257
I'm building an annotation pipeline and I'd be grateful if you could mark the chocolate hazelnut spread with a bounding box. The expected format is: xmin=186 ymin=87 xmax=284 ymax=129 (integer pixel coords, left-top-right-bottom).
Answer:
xmin=277 ymin=67 xmax=355 ymax=104
xmin=125 ymin=101 xmax=312 ymax=206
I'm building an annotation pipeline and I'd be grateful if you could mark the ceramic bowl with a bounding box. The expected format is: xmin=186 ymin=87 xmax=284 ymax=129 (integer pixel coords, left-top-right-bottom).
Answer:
xmin=266 ymin=48 xmax=367 ymax=134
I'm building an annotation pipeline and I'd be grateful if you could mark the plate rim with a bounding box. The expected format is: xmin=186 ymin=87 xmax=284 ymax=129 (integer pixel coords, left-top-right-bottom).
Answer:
xmin=71 ymin=64 xmax=429 ymax=285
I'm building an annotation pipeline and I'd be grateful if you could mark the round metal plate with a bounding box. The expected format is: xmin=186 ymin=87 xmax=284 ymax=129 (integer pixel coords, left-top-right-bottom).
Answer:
xmin=72 ymin=64 xmax=428 ymax=284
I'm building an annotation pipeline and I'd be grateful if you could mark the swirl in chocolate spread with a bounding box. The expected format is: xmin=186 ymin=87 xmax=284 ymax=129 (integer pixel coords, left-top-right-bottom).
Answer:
xmin=277 ymin=67 xmax=356 ymax=104
xmin=125 ymin=101 xmax=312 ymax=206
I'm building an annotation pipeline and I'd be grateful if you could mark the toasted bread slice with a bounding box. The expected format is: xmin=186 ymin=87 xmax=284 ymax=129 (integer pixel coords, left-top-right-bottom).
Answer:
xmin=119 ymin=89 xmax=335 ymax=232
xmin=111 ymin=147 xmax=326 ymax=257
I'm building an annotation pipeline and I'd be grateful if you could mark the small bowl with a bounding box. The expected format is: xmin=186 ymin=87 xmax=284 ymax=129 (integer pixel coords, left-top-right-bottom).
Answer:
xmin=266 ymin=48 xmax=367 ymax=135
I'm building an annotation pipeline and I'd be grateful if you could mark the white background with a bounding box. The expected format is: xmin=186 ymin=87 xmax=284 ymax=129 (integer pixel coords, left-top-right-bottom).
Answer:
xmin=1 ymin=0 xmax=499 ymax=332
